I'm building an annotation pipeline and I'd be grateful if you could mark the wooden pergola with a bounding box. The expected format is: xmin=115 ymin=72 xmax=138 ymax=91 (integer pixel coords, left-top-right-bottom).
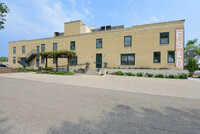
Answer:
xmin=38 ymin=50 xmax=76 ymax=72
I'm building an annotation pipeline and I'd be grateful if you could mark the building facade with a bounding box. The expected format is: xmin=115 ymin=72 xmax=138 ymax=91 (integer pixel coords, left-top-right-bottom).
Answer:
xmin=9 ymin=20 xmax=185 ymax=70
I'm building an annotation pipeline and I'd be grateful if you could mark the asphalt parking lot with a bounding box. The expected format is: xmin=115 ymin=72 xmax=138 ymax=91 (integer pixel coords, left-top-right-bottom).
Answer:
xmin=0 ymin=73 xmax=200 ymax=134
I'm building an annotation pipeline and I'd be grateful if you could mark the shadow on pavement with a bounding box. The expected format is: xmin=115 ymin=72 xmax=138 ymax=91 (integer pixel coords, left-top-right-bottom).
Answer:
xmin=47 ymin=104 xmax=200 ymax=134
xmin=0 ymin=112 xmax=12 ymax=134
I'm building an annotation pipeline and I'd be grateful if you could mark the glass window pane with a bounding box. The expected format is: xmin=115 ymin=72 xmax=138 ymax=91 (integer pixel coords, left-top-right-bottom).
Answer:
xmin=53 ymin=43 xmax=57 ymax=51
xmin=128 ymin=55 xmax=134 ymax=65
xmin=121 ymin=55 xmax=127 ymax=65
xmin=168 ymin=51 xmax=175 ymax=63
xmin=154 ymin=52 xmax=160 ymax=63
xmin=124 ymin=36 xmax=131 ymax=47
xmin=160 ymin=32 xmax=169 ymax=44
xmin=96 ymin=39 xmax=102 ymax=48
xmin=70 ymin=41 xmax=75 ymax=50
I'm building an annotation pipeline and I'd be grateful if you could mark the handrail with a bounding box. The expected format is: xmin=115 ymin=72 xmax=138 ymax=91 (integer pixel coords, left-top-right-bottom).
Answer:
xmin=26 ymin=49 xmax=37 ymax=59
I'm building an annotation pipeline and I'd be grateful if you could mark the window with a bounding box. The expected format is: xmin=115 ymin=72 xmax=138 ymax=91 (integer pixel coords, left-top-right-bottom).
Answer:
xmin=53 ymin=43 xmax=57 ymax=51
xmin=96 ymin=39 xmax=102 ymax=49
xmin=69 ymin=56 xmax=77 ymax=65
xmin=53 ymin=58 xmax=56 ymax=64
xmin=160 ymin=32 xmax=169 ymax=44
xmin=70 ymin=41 xmax=75 ymax=50
xmin=41 ymin=44 xmax=45 ymax=52
xmin=13 ymin=57 xmax=16 ymax=64
xmin=41 ymin=56 xmax=45 ymax=64
xmin=13 ymin=47 xmax=16 ymax=54
xmin=124 ymin=36 xmax=132 ymax=47
xmin=22 ymin=46 xmax=25 ymax=54
xmin=153 ymin=52 xmax=161 ymax=63
xmin=121 ymin=54 xmax=135 ymax=65
xmin=168 ymin=51 xmax=175 ymax=63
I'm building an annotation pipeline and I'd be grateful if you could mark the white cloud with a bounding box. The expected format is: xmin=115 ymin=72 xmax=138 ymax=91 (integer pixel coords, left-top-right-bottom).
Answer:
xmin=3 ymin=0 xmax=93 ymax=39
xmin=149 ymin=16 xmax=159 ymax=22
xmin=88 ymin=0 xmax=91 ymax=5
xmin=68 ymin=0 xmax=76 ymax=5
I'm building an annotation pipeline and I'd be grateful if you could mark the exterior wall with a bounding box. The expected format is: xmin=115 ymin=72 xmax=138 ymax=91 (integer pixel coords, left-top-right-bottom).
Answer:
xmin=64 ymin=20 xmax=81 ymax=36
xmin=9 ymin=20 xmax=185 ymax=69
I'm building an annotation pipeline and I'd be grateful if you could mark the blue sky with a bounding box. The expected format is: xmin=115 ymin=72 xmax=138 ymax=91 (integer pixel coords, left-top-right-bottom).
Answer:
xmin=0 ymin=0 xmax=200 ymax=57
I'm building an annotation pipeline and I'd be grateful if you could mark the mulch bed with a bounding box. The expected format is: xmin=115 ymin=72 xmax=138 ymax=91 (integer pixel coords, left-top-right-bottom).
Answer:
xmin=0 ymin=68 xmax=25 ymax=74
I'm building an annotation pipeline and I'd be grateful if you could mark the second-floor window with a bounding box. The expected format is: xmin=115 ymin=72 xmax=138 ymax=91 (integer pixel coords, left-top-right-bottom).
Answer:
xmin=124 ymin=36 xmax=132 ymax=47
xmin=160 ymin=32 xmax=169 ymax=44
xmin=53 ymin=43 xmax=57 ymax=51
xmin=96 ymin=39 xmax=102 ymax=49
xmin=22 ymin=46 xmax=25 ymax=54
xmin=13 ymin=47 xmax=16 ymax=54
xmin=41 ymin=44 xmax=45 ymax=52
xmin=70 ymin=41 xmax=75 ymax=50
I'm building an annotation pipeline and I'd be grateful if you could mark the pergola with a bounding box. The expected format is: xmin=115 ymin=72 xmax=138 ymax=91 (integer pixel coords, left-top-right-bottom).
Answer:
xmin=38 ymin=50 xmax=76 ymax=72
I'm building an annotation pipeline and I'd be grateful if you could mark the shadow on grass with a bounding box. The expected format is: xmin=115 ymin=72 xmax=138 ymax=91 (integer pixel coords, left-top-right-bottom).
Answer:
xmin=47 ymin=104 xmax=200 ymax=134
xmin=0 ymin=112 xmax=12 ymax=134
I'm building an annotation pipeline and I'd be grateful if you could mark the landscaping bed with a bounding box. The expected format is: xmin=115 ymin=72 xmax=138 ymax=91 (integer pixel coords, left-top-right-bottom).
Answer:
xmin=111 ymin=71 xmax=188 ymax=79
xmin=0 ymin=68 xmax=25 ymax=74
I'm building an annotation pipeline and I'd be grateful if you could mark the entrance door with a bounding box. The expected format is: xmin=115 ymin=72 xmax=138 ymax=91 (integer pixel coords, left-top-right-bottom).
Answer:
xmin=96 ymin=54 xmax=102 ymax=68
xmin=36 ymin=59 xmax=39 ymax=67
xmin=37 ymin=46 xmax=40 ymax=54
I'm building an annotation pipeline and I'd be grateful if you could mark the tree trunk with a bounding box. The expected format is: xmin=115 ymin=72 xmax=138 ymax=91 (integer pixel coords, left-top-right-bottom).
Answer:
xmin=56 ymin=57 xmax=58 ymax=72
xmin=67 ymin=57 xmax=70 ymax=72
xmin=45 ymin=57 xmax=48 ymax=70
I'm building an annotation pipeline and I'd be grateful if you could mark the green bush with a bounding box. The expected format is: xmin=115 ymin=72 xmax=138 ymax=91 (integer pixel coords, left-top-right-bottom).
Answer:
xmin=169 ymin=74 xmax=175 ymax=79
xmin=146 ymin=73 xmax=153 ymax=77
xmin=198 ymin=76 xmax=200 ymax=78
xmin=55 ymin=71 xmax=74 ymax=75
xmin=165 ymin=75 xmax=170 ymax=78
xmin=186 ymin=57 xmax=199 ymax=76
xmin=49 ymin=72 xmax=55 ymax=74
xmin=137 ymin=72 xmax=143 ymax=77
xmin=106 ymin=71 xmax=109 ymax=74
xmin=74 ymin=70 xmax=77 ymax=73
xmin=178 ymin=73 xmax=188 ymax=79
xmin=125 ymin=72 xmax=135 ymax=76
xmin=16 ymin=68 xmax=37 ymax=72
xmin=114 ymin=71 xmax=124 ymax=75
xmin=155 ymin=74 xmax=164 ymax=78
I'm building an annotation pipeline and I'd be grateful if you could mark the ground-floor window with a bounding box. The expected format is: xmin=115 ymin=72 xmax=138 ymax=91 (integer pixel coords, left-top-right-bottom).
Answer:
xmin=121 ymin=54 xmax=135 ymax=65
xmin=168 ymin=51 xmax=175 ymax=63
xmin=53 ymin=58 xmax=56 ymax=64
xmin=13 ymin=57 xmax=16 ymax=64
xmin=41 ymin=56 xmax=45 ymax=64
xmin=153 ymin=52 xmax=161 ymax=63
xmin=69 ymin=56 xmax=77 ymax=65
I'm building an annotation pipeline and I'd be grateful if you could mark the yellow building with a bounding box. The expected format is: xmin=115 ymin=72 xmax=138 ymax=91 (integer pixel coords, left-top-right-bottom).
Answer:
xmin=9 ymin=20 xmax=185 ymax=70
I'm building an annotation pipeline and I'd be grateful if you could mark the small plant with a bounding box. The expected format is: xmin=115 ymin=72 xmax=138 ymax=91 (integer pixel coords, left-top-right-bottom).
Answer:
xmin=198 ymin=76 xmax=200 ymax=78
xmin=117 ymin=67 xmax=121 ymax=69
xmin=125 ymin=72 xmax=135 ymax=76
xmin=146 ymin=73 xmax=153 ymax=77
xmin=186 ymin=57 xmax=199 ymax=77
xmin=74 ymin=70 xmax=77 ymax=73
xmin=155 ymin=74 xmax=164 ymax=78
xmin=137 ymin=72 xmax=143 ymax=77
xmin=114 ymin=71 xmax=124 ymax=75
xmin=169 ymin=74 xmax=175 ymax=79
xmin=165 ymin=75 xmax=170 ymax=78
xmin=106 ymin=71 xmax=109 ymax=74
xmin=178 ymin=73 xmax=188 ymax=79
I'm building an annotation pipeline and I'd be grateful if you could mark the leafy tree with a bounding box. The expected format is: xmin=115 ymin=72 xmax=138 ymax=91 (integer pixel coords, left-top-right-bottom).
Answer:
xmin=186 ymin=57 xmax=199 ymax=76
xmin=185 ymin=38 xmax=200 ymax=55
xmin=0 ymin=3 xmax=9 ymax=29
xmin=0 ymin=57 xmax=8 ymax=63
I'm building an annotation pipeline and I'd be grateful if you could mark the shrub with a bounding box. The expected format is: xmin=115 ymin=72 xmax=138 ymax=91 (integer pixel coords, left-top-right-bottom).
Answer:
xmin=198 ymin=76 xmax=200 ymax=78
xmin=125 ymin=72 xmax=135 ymax=76
xmin=74 ymin=70 xmax=77 ymax=73
xmin=169 ymin=74 xmax=175 ymax=79
xmin=114 ymin=71 xmax=124 ymax=75
xmin=137 ymin=72 xmax=143 ymax=77
xmin=106 ymin=71 xmax=109 ymax=74
xmin=186 ymin=57 xmax=199 ymax=76
xmin=155 ymin=74 xmax=164 ymax=78
xmin=16 ymin=68 xmax=37 ymax=72
xmin=55 ymin=71 xmax=74 ymax=75
xmin=179 ymin=73 xmax=188 ymax=79
xmin=146 ymin=73 xmax=154 ymax=77
xmin=165 ymin=75 xmax=170 ymax=78
xmin=49 ymin=72 xmax=55 ymax=74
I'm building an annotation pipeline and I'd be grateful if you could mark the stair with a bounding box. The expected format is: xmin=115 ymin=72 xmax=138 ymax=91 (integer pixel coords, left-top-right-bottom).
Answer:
xmin=17 ymin=49 xmax=37 ymax=68
xmin=85 ymin=68 xmax=99 ymax=75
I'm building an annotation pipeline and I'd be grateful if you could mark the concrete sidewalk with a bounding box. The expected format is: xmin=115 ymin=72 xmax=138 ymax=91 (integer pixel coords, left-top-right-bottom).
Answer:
xmin=0 ymin=72 xmax=200 ymax=100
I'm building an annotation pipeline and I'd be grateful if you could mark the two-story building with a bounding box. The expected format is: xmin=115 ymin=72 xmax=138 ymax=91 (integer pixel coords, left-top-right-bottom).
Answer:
xmin=9 ymin=20 xmax=185 ymax=70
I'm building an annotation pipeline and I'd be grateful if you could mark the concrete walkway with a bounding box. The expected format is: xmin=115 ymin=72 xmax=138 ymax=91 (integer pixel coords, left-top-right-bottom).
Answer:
xmin=0 ymin=72 xmax=200 ymax=100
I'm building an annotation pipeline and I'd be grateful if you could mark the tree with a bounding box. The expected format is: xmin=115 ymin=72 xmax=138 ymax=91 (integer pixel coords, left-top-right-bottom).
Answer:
xmin=185 ymin=38 xmax=200 ymax=55
xmin=186 ymin=57 xmax=199 ymax=76
xmin=0 ymin=3 xmax=9 ymax=29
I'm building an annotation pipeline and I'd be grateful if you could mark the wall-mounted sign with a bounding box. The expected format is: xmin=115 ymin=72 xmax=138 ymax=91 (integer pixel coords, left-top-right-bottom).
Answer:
xmin=176 ymin=28 xmax=184 ymax=70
